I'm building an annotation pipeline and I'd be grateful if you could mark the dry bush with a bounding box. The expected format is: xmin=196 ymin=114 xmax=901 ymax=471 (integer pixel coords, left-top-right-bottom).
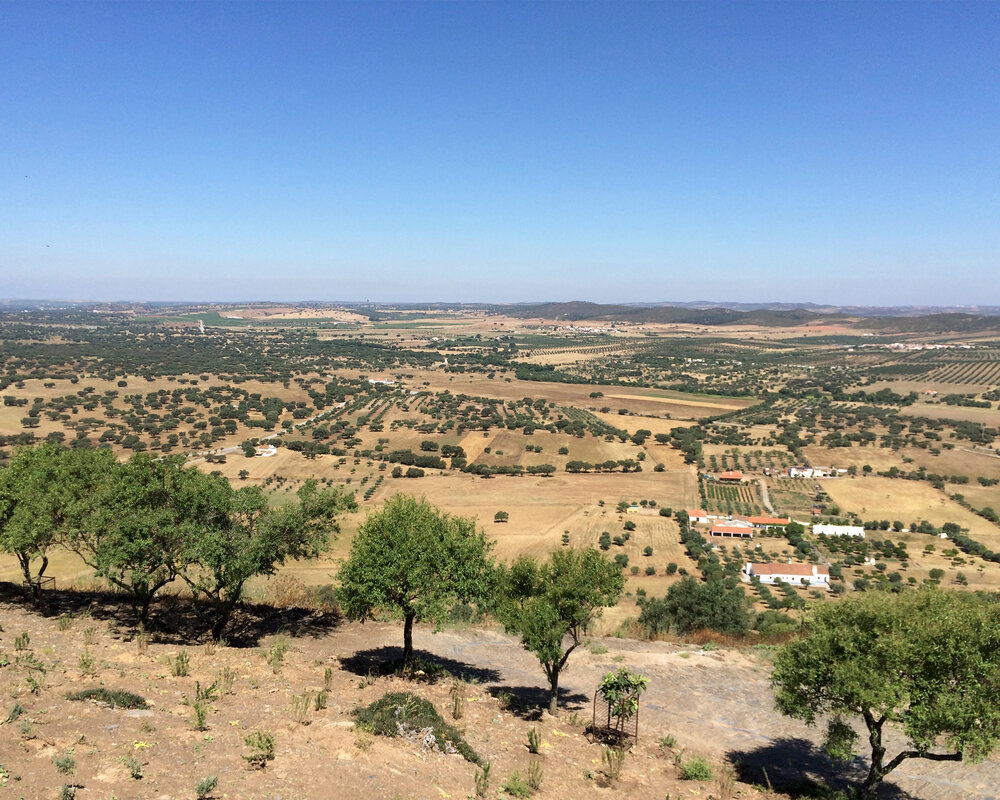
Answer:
xmin=267 ymin=575 xmax=308 ymax=608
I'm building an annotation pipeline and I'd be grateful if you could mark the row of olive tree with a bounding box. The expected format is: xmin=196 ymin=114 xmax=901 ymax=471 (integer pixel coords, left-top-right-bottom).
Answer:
xmin=336 ymin=494 xmax=625 ymax=715
xmin=0 ymin=443 xmax=356 ymax=637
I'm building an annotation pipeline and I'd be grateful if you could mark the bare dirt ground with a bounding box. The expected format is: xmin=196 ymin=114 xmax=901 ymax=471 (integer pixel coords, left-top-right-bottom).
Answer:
xmin=2 ymin=593 xmax=997 ymax=800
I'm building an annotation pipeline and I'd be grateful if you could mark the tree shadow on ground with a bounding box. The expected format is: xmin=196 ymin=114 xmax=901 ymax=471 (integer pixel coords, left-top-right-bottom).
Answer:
xmin=727 ymin=737 xmax=914 ymax=800
xmin=339 ymin=645 xmax=502 ymax=684
xmin=0 ymin=581 xmax=342 ymax=648
xmin=486 ymin=685 xmax=590 ymax=721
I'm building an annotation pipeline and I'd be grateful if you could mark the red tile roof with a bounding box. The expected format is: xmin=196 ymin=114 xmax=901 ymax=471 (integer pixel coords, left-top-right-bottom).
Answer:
xmin=719 ymin=470 xmax=744 ymax=480
xmin=748 ymin=516 xmax=791 ymax=526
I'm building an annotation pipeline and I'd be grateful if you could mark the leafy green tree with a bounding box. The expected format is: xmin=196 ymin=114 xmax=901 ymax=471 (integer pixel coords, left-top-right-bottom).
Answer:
xmin=497 ymin=548 xmax=624 ymax=715
xmin=772 ymin=589 xmax=1000 ymax=799
xmin=0 ymin=444 xmax=114 ymax=605
xmin=66 ymin=454 xmax=224 ymax=627
xmin=182 ymin=480 xmax=356 ymax=640
xmin=338 ymin=494 xmax=494 ymax=668
xmin=638 ymin=577 xmax=752 ymax=636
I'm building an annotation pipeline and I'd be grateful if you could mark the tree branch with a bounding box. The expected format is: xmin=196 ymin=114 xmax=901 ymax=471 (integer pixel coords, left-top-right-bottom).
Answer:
xmin=884 ymin=750 xmax=962 ymax=775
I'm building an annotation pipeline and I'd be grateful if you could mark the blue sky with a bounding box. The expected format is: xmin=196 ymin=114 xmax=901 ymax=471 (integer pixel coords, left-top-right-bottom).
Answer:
xmin=2 ymin=1 xmax=998 ymax=305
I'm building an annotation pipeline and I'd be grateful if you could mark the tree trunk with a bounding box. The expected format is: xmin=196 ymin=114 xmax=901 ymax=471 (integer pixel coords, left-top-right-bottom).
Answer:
xmin=402 ymin=611 xmax=415 ymax=668
xmin=548 ymin=667 xmax=560 ymax=716
xmin=860 ymin=711 xmax=886 ymax=799
xmin=18 ymin=552 xmax=47 ymax=608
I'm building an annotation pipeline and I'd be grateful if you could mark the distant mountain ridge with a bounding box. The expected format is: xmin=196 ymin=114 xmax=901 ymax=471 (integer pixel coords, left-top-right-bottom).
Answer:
xmin=500 ymin=301 xmax=1000 ymax=332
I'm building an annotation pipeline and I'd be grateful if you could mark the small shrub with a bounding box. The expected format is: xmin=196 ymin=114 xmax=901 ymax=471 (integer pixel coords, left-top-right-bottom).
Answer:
xmin=196 ymin=774 xmax=219 ymax=799
xmin=680 ymin=755 xmax=714 ymax=781
xmin=315 ymin=690 xmax=328 ymax=711
xmin=243 ymin=731 xmax=275 ymax=770
xmin=67 ymin=688 xmax=148 ymax=709
xmin=57 ymin=615 xmax=74 ymax=631
xmin=527 ymin=759 xmax=543 ymax=791
xmin=353 ymin=691 xmax=481 ymax=764
xmin=526 ymin=726 xmax=541 ymax=754
xmin=59 ymin=786 xmax=76 ymax=800
xmin=4 ymin=702 xmax=27 ymax=724
xmin=217 ymin=667 xmax=236 ymax=695
xmin=171 ymin=651 xmax=190 ymax=677
xmin=501 ymin=771 xmax=531 ymax=798
xmin=292 ymin=691 xmax=313 ymax=725
xmin=474 ymin=761 xmax=491 ymax=799
xmin=14 ymin=632 xmax=30 ymax=651
xmin=450 ymin=682 xmax=465 ymax=720
xmin=267 ymin=640 xmax=289 ymax=673
xmin=601 ymin=745 xmax=626 ymax=781
xmin=192 ymin=700 xmax=210 ymax=731
xmin=658 ymin=733 xmax=677 ymax=749
xmin=78 ymin=649 xmax=97 ymax=677
xmin=82 ymin=626 xmax=97 ymax=646
xmin=121 ymin=755 xmax=143 ymax=779
xmin=323 ymin=666 xmax=334 ymax=692
xmin=53 ymin=753 xmax=76 ymax=775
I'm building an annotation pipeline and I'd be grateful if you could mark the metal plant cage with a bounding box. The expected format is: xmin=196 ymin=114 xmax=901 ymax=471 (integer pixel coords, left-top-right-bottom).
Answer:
xmin=590 ymin=687 xmax=640 ymax=748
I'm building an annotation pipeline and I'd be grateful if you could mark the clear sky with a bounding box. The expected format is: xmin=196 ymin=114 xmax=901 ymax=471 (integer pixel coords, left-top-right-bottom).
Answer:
xmin=2 ymin=1 xmax=998 ymax=305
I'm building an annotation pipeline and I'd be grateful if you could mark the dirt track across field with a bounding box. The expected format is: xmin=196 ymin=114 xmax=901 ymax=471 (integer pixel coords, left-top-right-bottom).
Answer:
xmin=359 ymin=624 xmax=1000 ymax=800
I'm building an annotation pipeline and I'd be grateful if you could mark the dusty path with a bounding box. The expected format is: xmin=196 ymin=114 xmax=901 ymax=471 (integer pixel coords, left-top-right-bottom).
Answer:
xmin=337 ymin=624 xmax=1000 ymax=800
xmin=757 ymin=477 xmax=775 ymax=513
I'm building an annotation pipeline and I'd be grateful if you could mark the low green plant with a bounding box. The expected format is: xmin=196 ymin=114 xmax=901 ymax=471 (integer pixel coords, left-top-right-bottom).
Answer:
xmin=53 ymin=752 xmax=76 ymax=775
xmin=473 ymin=761 xmax=491 ymax=799
xmin=527 ymin=759 xmax=543 ymax=791
xmin=658 ymin=733 xmax=677 ymax=749
xmin=601 ymin=745 xmax=626 ymax=781
xmin=78 ymin=649 xmax=96 ymax=677
xmin=196 ymin=774 xmax=219 ymax=799
xmin=26 ymin=674 xmax=42 ymax=695
xmin=526 ymin=726 xmax=541 ymax=754
xmin=292 ymin=691 xmax=313 ymax=725
xmin=192 ymin=700 xmax=210 ymax=731
xmin=501 ymin=771 xmax=532 ymax=798
xmin=195 ymin=681 xmax=218 ymax=702
xmin=679 ymin=755 xmax=714 ymax=781
xmin=450 ymin=682 xmax=465 ymax=720
xmin=57 ymin=614 xmax=74 ymax=631
xmin=323 ymin=666 xmax=334 ymax=691
xmin=315 ymin=689 xmax=328 ymax=711
xmin=588 ymin=642 xmax=609 ymax=655
xmin=59 ymin=785 xmax=76 ymax=800
xmin=13 ymin=632 xmax=30 ymax=651
xmin=267 ymin=639 xmax=289 ymax=673
xmin=82 ymin=626 xmax=97 ymax=646
xmin=67 ymin=688 xmax=148 ymax=709
xmin=243 ymin=731 xmax=275 ymax=770
xmin=353 ymin=691 xmax=481 ymax=764
xmin=121 ymin=755 xmax=143 ymax=779
xmin=217 ymin=666 xmax=236 ymax=695
xmin=171 ymin=651 xmax=190 ymax=677
xmin=3 ymin=702 xmax=27 ymax=724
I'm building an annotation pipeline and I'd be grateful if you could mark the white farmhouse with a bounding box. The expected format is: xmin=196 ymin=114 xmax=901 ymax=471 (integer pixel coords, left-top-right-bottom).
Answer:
xmin=812 ymin=524 xmax=865 ymax=538
xmin=743 ymin=561 xmax=830 ymax=587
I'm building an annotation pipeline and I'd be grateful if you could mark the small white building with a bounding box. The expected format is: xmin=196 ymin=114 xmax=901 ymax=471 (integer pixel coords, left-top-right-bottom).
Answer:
xmin=744 ymin=562 xmax=829 ymax=587
xmin=687 ymin=509 xmax=710 ymax=524
xmin=813 ymin=524 xmax=865 ymax=538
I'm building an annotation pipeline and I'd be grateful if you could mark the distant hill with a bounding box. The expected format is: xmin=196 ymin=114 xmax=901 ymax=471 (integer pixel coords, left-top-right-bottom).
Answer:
xmin=501 ymin=301 xmax=1000 ymax=332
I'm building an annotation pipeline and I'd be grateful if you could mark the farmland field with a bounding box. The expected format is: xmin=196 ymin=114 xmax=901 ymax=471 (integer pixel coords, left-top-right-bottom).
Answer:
xmin=3 ymin=302 xmax=1000 ymax=607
